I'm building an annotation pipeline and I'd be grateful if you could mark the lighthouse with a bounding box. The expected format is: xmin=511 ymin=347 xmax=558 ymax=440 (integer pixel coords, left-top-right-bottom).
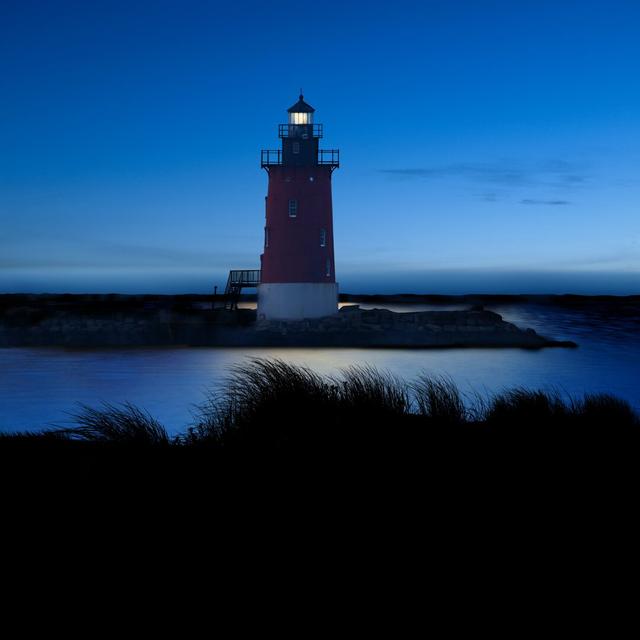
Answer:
xmin=258 ymin=95 xmax=339 ymax=320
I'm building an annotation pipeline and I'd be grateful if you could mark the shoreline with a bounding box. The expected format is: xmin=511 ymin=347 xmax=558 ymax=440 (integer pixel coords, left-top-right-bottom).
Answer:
xmin=0 ymin=294 xmax=581 ymax=349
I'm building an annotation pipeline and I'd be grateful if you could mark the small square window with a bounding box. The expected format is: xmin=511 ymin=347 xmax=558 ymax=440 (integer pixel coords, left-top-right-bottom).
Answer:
xmin=292 ymin=142 xmax=300 ymax=154
xmin=288 ymin=199 xmax=298 ymax=217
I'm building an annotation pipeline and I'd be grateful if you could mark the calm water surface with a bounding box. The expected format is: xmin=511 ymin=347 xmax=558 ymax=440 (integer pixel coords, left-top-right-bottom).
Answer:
xmin=1 ymin=303 xmax=638 ymax=435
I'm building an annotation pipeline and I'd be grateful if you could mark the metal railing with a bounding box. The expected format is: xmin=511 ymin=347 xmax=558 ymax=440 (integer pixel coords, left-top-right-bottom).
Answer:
xmin=225 ymin=270 xmax=261 ymax=292
xmin=261 ymin=148 xmax=340 ymax=168
xmin=278 ymin=123 xmax=323 ymax=139
xmin=261 ymin=149 xmax=282 ymax=167
xmin=318 ymin=149 xmax=339 ymax=167
xmin=223 ymin=269 xmax=261 ymax=310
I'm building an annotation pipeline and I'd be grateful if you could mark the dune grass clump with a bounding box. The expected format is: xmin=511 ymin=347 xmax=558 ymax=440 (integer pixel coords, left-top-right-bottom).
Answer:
xmin=185 ymin=359 xmax=411 ymax=453
xmin=483 ymin=388 xmax=640 ymax=434
xmin=193 ymin=359 xmax=334 ymax=450
xmin=413 ymin=375 xmax=469 ymax=424
xmin=338 ymin=366 xmax=409 ymax=417
xmin=61 ymin=402 xmax=170 ymax=446
xmin=0 ymin=429 xmax=72 ymax=443
xmin=577 ymin=393 xmax=639 ymax=428
xmin=485 ymin=388 xmax=571 ymax=429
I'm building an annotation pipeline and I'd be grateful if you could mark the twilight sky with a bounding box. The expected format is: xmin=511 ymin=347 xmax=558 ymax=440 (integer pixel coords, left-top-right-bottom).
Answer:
xmin=1 ymin=0 xmax=639 ymax=294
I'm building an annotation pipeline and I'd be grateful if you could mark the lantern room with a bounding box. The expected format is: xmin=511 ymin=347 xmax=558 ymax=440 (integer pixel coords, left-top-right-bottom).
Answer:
xmin=287 ymin=94 xmax=315 ymax=125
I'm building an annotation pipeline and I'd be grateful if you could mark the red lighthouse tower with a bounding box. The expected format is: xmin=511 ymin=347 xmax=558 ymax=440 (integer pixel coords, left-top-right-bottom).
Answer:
xmin=258 ymin=95 xmax=339 ymax=320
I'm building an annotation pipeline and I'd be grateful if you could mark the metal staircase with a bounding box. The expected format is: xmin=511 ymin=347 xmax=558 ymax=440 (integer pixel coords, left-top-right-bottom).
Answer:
xmin=223 ymin=270 xmax=261 ymax=310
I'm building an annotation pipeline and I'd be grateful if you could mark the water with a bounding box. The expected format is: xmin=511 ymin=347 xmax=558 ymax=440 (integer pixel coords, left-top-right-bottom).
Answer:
xmin=1 ymin=303 xmax=638 ymax=435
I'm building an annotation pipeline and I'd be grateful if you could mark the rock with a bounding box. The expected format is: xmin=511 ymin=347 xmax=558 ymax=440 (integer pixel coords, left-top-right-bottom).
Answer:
xmin=0 ymin=295 xmax=576 ymax=349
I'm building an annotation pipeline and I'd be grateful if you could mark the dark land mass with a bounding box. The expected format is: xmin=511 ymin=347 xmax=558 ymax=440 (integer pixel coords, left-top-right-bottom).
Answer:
xmin=341 ymin=291 xmax=640 ymax=312
xmin=0 ymin=293 xmax=586 ymax=348
xmin=1 ymin=360 xmax=638 ymax=503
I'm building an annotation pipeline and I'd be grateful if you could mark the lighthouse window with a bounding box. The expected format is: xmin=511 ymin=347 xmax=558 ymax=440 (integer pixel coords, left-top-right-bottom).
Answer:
xmin=292 ymin=142 xmax=300 ymax=154
xmin=264 ymin=226 xmax=269 ymax=248
xmin=288 ymin=199 xmax=298 ymax=217
xmin=289 ymin=112 xmax=311 ymax=125
xmin=325 ymin=258 xmax=331 ymax=277
xmin=320 ymin=228 xmax=326 ymax=247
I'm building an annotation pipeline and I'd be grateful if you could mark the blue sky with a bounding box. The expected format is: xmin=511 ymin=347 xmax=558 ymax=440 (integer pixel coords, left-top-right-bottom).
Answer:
xmin=1 ymin=0 xmax=639 ymax=294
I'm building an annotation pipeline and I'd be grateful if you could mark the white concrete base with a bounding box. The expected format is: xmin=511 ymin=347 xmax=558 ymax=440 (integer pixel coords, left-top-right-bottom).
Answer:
xmin=258 ymin=282 xmax=338 ymax=320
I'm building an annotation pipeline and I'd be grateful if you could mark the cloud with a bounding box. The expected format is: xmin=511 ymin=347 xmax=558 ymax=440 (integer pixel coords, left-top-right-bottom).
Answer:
xmin=0 ymin=240 xmax=258 ymax=270
xmin=520 ymin=199 xmax=571 ymax=205
xmin=379 ymin=160 xmax=588 ymax=189
xmin=379 ymin=164 xmax=530 ymax=186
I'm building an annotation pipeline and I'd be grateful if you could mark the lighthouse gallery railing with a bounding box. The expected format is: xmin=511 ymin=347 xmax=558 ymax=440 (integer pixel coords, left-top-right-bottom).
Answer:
xmin=278 ymin=123 xmax=323 ymax=138
xmin=261 ymin=149 xmax=340 ymax=168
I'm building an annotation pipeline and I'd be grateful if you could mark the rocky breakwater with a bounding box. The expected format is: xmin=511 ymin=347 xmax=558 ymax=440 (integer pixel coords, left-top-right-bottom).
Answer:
xmin=0 ymin=294 xmax=576 ymax=348
xmin=0 ymin=295 xmax=253 ymax=347
xmin=244 ymin=305 xmax=576 ymax=348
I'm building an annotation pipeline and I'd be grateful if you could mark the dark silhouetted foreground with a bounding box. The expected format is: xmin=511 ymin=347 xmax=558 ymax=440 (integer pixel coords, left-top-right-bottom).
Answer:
xmin=1 ymin=360 xmax=638 ymax=477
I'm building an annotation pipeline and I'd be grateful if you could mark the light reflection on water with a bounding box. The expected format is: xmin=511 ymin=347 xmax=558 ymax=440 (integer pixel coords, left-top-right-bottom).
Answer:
xmin=1 ymin=303 xmax=638 ymax=434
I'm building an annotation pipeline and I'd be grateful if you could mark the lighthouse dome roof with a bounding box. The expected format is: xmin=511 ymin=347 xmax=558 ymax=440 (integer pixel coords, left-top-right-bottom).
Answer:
xmin=287 ymin=94 xmax=315 ymax=113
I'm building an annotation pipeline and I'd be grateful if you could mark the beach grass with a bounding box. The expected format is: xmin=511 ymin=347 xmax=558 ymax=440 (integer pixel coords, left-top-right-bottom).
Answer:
xmin=1 ymin=359 xmax=638 ymax=462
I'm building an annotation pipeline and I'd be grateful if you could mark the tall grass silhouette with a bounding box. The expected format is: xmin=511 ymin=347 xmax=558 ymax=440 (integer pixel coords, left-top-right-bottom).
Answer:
xmin=1 ymin=359 xmax=638 ymax=459
xmin=63 ymin=402 xmax=170 ymax=446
